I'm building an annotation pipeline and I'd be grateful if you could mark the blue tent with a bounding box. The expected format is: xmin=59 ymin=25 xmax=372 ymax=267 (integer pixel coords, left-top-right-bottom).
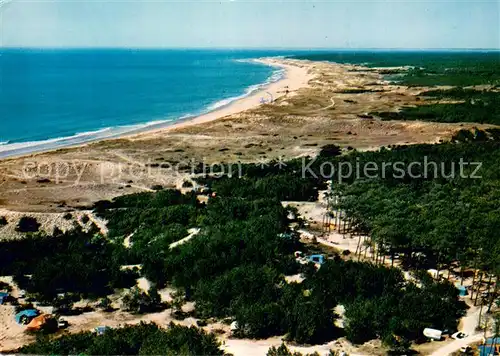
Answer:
xmin=479 ymin=345 xmax=499 ymax=356
xmin=95 ymin=326 xmax=110 ymax=335
xmin=308 ymin=254 xmax=325 ymax=265
xmin=485 ymin=337 xmax=500 ymax=345
xmin=15 ymin=309 xmax=39 ymax=324
xmin=456 ymin=285 xmax=467 ymax=297
xmin=0 ymin=292 xmax=9 ymax=305
xmin=480 ymin=338 xmax=500 ymax=356
xmin=278 ymin=233 xmax=294 ymax=240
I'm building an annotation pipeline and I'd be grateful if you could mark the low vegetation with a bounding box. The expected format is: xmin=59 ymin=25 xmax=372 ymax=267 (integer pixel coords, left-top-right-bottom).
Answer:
xmin=0 ymin=226 xmax=136 ymax=301
xmin=17 ymin=322 xmax=227 ymax=355
xmin=3 ymin=125 xmax=500 ymax=354
xmin=373 ymin=89 xmax=500 ymax=125
xmin=329 ymin=141 xmax=500 ymax=281
xmin=16 ymin=216 xmax=41 ymax=233
xmin=293 ymin=51 xmax=500 ymax=86
xmin=87 ymin=147 xmax=474 ymax=347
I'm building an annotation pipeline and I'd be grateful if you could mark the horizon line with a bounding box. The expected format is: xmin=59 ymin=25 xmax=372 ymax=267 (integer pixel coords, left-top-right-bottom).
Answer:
xmin=1 ymin=46 xmax=500 ymax=51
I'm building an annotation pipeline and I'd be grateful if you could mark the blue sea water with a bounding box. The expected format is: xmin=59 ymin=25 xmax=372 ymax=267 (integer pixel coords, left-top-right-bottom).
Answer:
xmin=0 ymin=49 xmax=303 ymax=157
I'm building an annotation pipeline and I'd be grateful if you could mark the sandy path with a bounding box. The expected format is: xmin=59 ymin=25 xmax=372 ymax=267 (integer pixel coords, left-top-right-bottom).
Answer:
xmin=169 ymin=228 xmax=200 ymax=249
xmin=0 ymin=305 xmax=33 ymax=351
xmin=428 ymin=306 xmax=482 ymax=356
xmin=428 ymin=334 xmax=482 ymax=356
xmin=284 ymin=199 xmax=488 ymax=356
xmin=222 ymin=338 xmax=369 ymax=356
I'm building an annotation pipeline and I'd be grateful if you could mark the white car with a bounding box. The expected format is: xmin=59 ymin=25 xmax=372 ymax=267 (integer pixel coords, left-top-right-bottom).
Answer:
xmin=57 ymin=318 xmax=69 ymax=329
xmin=451 ymin=331 xmax=468 ymax=340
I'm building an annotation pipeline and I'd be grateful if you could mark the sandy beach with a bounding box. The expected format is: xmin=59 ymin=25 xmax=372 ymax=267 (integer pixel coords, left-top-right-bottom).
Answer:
xmin=0 ymin=57 xmax=496 ymax=355
xmin=0 ymin=58 xmax=489 ymax=215
xmin=0 ymin=58 xmax=311 ymax=160
xmin=127 ymin=58 xmax=313 ymax=139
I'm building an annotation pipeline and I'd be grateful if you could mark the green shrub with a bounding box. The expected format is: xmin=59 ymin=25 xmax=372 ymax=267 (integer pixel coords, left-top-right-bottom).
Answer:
xmin=18 ymin=322 xmax=227 ymax=355
xmin=16 ymin=217 xmax=41 ymax=233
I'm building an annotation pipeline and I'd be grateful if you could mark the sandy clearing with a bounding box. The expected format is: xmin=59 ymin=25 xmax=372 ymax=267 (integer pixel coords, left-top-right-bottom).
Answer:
xmin=222 ymin=337 xmax=372 ymax=356
xmin=0 ymin=209 xmax=107 ymax=240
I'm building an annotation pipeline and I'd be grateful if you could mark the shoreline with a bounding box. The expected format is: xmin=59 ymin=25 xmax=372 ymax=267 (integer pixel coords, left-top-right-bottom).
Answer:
xmin=125 ymin=58 xmax=312 ymax=140
xmin=0 ymin=57 xmax=475 ymax=214
xmin=0 ymin=58 xmax=311 ymax=160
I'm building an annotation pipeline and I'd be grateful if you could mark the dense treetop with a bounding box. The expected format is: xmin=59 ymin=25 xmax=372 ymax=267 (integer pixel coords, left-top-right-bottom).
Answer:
xmin=17 ymin=322 xmax=227 ymax=355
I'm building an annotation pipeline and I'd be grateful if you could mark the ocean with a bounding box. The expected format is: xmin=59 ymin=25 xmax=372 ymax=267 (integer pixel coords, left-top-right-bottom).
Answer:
xmin=0 ymin=49 xmax=304 ymax=157
xmin=5 ymin=49 xmax=494 ymax=158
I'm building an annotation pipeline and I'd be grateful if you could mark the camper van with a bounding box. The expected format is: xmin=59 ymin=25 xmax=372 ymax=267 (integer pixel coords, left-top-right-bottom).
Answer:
xmin=423 ymin=328 xmax=443 ymax=341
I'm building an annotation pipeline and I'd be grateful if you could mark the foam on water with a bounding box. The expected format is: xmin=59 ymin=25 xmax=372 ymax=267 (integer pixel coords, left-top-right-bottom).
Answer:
xmin=0 ymin=120 xmax=176 ymax=158
xmin=0 ymin=50 xmax=292 ymax=159
xmin=207 ymin=64 xmax=286 ymax=111
xmin=0 ymin=63 xmax=285 ymax=159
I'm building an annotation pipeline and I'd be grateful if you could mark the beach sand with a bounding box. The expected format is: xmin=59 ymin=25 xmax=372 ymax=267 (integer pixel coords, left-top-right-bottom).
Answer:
xmin=126 ymin=58 xmax=313 ymax=140
xmin=0 ymin=58 xmax=310 ymax=160
xmin=0 ymin=57 xmax=491 ymax=217
xmin=0 ymin=57 xmax=495 ymax=354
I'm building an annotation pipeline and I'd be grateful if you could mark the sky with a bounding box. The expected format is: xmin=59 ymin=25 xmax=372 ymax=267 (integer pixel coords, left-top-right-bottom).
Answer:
xmin=0 ymin=0 xmax=499 ymax=49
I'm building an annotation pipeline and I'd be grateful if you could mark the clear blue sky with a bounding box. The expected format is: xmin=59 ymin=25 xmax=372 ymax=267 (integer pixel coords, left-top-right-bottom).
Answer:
xmin=1 ymin=0 xmax=499 ymax=49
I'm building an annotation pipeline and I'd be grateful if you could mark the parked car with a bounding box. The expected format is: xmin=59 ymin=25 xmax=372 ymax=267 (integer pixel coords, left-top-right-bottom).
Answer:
xmin=57 ymin=318 xmax=69 ymax=329
xmin=459 ymin=346 xmax=471 ymax=354
xmin=452 ymin=331 xmax=468 ymax=340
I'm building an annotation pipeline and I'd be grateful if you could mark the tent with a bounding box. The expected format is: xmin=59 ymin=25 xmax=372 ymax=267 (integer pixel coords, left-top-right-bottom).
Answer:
xmin=15 ymin=309 xmax=39 ymax=324
xmin=456 ymin=285 xmax=468 ymax=297
xmin=95 ymin=326 xmax=110 ymax=335
xmin=484 ymin=337 xmax=500 ymax=345
xmin=0 ymin=292 xmax=9 ymax=305
xmin=26 ymin=314 xmax=53 ymax=331
xmin=427 ymin=269 xmax=445 ymax=279
xmin=308 ymin=254 xmax=325 ymax=265
xmin=479 ymin=337 xmax=500 ymax=356
xmin=479 ymin=345 xmax=499 ymax=356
